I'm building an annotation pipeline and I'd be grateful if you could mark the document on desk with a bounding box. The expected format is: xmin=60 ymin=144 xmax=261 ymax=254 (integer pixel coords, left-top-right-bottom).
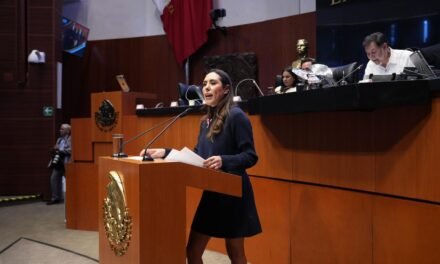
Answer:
xmin=165 ymin=147 xmax=205 ymax=167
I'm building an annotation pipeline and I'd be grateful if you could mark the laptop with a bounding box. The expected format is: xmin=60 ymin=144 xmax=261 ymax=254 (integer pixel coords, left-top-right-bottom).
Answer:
xmin=116 ymin=74 xmax=130 ymax=92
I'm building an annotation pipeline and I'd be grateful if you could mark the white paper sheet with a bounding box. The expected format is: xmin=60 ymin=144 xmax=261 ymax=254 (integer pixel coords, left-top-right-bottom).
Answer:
xmin=165 ymin=147 xmax=205 ymax=167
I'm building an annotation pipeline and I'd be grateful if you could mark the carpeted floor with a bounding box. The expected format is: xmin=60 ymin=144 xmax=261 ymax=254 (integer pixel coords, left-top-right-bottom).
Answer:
xmin=0 ymin=200 xmax=231 ymax=263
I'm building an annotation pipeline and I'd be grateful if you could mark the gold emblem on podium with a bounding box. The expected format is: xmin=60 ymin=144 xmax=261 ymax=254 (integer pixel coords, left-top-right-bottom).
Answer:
xmin=103 ymin=170 xmax=133 ymax=256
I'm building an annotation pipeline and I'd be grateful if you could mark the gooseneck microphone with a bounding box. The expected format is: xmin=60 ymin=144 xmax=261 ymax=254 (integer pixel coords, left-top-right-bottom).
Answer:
xmin=335 ymin=64 xmax=364 ymax=86
xmin=403 ymin=68 xmax=433 ymax=79
xmin=142 ymin=107 xmax=193 ymax=161
xmin=233 ymin=79 xmax=264 ymax=102
xmin=123 ymin=116 xmax=179 ymax=146
xmin=111 ymin=115 xmax=180 ymax=158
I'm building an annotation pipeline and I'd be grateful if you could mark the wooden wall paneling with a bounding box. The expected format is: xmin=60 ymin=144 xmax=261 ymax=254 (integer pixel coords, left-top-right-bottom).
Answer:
xmin=415 ymin=97 xmax=440 ymax=202
xmin=175 ymin=114 xmax=201 ymax=150
xmin=27 ymin=62 xmax=54 ymax=90
xmin=0 ymin=90 xmax=52 ymax=118
xmin=293 ymin=111 xmax=376 ymax=191
xmin=136 ymin=114 xmax=199 ymax=151
xmin=61 ymin=53 xmax=92 ymax=119
xmin=248 ymin=115 xmax=294 ymax=180
xmin=150 ymin=119 xmax=184 ymax=149
xmin=0 ymin=118 xmax=53 ymax=145
xmin=245 ymin=177 xmax=291 ymax=264
xmin=0 ymin=0 xmax=18 ymax=89
xmin=126 ymin=115 xmax=162 ymax=155
xmin=0 ymin=118 xmax=53 ymax=197
xmin=138 ymin=36 xmax=182 ymax=105
xmin=93 ymin=142 xmax=112 ymax=161
xmin=121 ymin=92 xmax=157 ymax=115
xmin=71 ymin=118 xmax=92 ymax=161
xmin=373 ymin=196 xmax=440 ymax=263
xmin=121 ymin=115 xmax=139 ymax=156
xmin=290 ymin=184 xmax=373 ymax=264
xmin=0 ymin=34 xmax=16 ymax=62
xmin=65 ymin=162 xmax=98 ymax=231
xmin=0 ymin=6 xmax=16 ymax=35
xmin=17 ymin=0 xmax=26 ymax=86
xmin=131 ymin=115 xmax=182 ymax=153
xmin=27 ymin=6 xmax=53 ymax=35
xmin=0 ymin=145 xmax=51 ymax=196
xmin=374 ymin=102 xmax=436 ymax=201
xmin=79 ymin=41 xmax=111 ymax=98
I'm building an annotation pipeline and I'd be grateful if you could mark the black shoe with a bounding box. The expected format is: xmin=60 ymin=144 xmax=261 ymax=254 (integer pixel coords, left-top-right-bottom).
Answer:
xmin=46 ymin=199 xmax=60 ymax=205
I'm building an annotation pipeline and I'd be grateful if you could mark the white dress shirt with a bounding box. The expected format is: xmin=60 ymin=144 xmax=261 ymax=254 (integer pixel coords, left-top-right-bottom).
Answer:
xmin=363 ymin=48 xmax=414 ymax=79
xmin=274 ymin=86 xmax=296 ymax=94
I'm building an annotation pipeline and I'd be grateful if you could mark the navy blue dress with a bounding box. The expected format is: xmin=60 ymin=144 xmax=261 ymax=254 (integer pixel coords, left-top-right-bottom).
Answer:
xmin=191 ymin=106 xmax=262 ymax=238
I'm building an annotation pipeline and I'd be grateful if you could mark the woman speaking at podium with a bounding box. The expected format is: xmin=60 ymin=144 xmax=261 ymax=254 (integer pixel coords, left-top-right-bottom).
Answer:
xmin=141 ymin=69 xmax=261 ymax=264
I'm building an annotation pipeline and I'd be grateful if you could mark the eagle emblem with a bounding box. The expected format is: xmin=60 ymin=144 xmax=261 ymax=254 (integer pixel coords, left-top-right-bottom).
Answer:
xmin=95 ymin=99 xmax=118 ymax=132
xmin=103 ymin=171 xmax=133 ymax=256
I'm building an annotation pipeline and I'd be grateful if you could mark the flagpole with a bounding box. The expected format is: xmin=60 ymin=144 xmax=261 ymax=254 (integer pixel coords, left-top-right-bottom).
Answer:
xmin=184 ymin=57 xmax=189 ymax=85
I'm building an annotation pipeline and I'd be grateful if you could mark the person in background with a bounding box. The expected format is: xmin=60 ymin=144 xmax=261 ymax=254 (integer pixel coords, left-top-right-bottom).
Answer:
xmin=292 ymin=39 xmax=314 ymax=68
xmin=363 ymin=32 xmax=414 ymax=79
xmin=47 ymin=124 xmax=71 ymax=205
xmin=141 ymin=69 xmax=261 ymax=264
xmin=300 ymin=57 xmax=315 ymax=71
xmin=275 ymin=67 xmax=298 ymax=94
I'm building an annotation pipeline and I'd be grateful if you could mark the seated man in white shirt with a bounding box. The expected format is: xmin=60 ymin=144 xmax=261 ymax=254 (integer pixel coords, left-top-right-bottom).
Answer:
xmin=363 ymin=32 xmax=414 ymax=80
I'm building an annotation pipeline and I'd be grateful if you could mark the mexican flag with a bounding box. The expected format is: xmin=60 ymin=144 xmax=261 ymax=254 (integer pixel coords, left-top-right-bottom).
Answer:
xmin=153 ymin=0 xmax=213 ymax=65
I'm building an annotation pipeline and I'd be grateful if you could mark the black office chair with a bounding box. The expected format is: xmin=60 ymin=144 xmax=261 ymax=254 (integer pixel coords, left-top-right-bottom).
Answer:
xmin=177 ymin=83 xmax=203 ymax=106
xmin=330 ymin=62 xmax=359 ymax=84
xmin=420 ymin=43 xmax=440 ymax=70
xmin=274 ymin=75 xmax=283 ymax=87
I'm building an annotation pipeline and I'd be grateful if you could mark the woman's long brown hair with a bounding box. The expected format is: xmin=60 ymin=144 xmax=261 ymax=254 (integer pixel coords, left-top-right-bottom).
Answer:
xmin=203 ymin=69 xmax=234 ymax=141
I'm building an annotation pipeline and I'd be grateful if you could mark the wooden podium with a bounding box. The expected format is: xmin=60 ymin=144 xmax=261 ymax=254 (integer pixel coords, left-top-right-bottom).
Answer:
xmin=98 ymin=157 xmax=242 ymax=264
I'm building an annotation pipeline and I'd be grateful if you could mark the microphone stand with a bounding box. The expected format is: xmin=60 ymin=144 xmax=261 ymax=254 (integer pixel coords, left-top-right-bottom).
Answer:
xmin=123 ymin=115 xmax=178 ymax=146
xmin=142 ymin=107 xmax=193 ymax=161
xmin=233 ymin=79 xmax=264 ymax=102
xmin=403 ymin=68 xmax=434 ymax=79
xmin=335 ymin=64 xmax=363 ymax=86
xmin=111 ymin=115 xmax=179 ymax=158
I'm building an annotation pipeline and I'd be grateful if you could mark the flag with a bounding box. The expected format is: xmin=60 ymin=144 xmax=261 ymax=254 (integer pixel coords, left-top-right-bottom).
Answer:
xmin=153 ymin=0 xmax=213 ymax=65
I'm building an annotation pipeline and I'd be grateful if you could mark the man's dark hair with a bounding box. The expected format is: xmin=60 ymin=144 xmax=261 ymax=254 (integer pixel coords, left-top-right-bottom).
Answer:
xmin=362 ymin=32 xmax=388 ymax=47
xmin=300 ymin=57 xmax=315 ymax=66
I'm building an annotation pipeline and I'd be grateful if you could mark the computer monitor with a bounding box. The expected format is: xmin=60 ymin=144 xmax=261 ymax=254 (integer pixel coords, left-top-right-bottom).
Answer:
xmin=177 ymin=83 xmax=204 ymax=106
xmin=410 ymin=50 xmax=437 ymax=78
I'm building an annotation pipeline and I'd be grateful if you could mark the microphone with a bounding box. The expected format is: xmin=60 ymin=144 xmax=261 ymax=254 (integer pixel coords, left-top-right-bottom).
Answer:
xmin=335 ymin=64 xmax=363 ymax=86
xmin=403 ymin=68 xmax=433 ymax=78
xmin=184 ymin=85 xmax=204 ymax=105
xmin=111 ymin=115 xmax=181 ymax=158
xmin=252 ymin=80 xmax=265 ymax=97
xmin=142 ymin=107 xmax=193 ymax=161
xmin=233 ymin=78 xmax=264 ymax=102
